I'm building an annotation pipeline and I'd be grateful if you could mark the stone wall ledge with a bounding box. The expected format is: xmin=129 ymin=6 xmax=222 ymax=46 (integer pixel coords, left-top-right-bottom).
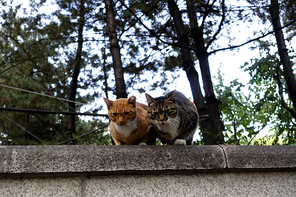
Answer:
xmin=1 ymin=145 xmax=296 ymax=178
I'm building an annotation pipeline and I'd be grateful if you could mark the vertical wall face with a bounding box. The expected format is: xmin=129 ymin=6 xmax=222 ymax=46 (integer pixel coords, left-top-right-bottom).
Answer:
xmin=84 ymin=172 xmax=296 ymax=197
xmin=0 ymin=177 xmax=83 ymax=196
xmin=1 ymin=145 xmax=296 ymax=196
xmin=1 ymin=172 xmax=296 ymax=196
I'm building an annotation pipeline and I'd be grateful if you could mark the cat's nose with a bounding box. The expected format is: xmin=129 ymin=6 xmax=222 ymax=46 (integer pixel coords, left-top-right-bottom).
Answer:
xmin=119 ymin=116 xmax=124 ymax=123
xmin=158 ymin=115 xmax=166 ymax=124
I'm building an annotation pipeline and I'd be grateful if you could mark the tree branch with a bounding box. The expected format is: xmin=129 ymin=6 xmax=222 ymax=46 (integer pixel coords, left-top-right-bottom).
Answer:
xmin=209 ymin=19 xmax=296 ymax=55
xmin=118 ymin=0 xmax=197 ymax=53
xmin=206 ymin=0 xmax=226 ymax=50
xmin=274 ymin=66 xmax=296 ymax=119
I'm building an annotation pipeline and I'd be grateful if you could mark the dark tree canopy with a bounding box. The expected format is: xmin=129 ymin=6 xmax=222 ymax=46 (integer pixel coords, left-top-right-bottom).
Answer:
xmin=0 ymin=0 xmax=295 ymax=145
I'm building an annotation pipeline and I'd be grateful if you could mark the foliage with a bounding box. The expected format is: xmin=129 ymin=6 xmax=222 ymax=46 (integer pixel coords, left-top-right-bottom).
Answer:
xmin=244 ymin=41 xmax=296 ymax=144
xmin=0 ymin=2 xmax=68 ymax=144
xmin=68 ymin=119 xmax=112 ymax=145
xmin=216 ymin=40 xmax=296 ymax=145
xmin=0 ymin=0 xmax=106 ymax=144
xmin=215 ymin=69 xmax=272 ymax=145
xmin=0 ymin=0 xmax=295 ymax=145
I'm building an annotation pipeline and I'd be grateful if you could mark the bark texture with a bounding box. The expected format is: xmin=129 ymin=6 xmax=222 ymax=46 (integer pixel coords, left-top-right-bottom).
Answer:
xmin=186 ymin=0 xmax=225 ymax=144
xmin=270 ymin=0 xmax=296 ymax=110
xmin=104 ymin=0 xmax=127 ymax=99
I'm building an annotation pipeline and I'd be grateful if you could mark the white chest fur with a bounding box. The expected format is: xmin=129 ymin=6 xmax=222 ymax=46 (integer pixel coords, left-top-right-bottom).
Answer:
xmin=154 ymin=116 xmax=180 ymax=140
xmin=114 ymin=118 xmax=138 ymax=137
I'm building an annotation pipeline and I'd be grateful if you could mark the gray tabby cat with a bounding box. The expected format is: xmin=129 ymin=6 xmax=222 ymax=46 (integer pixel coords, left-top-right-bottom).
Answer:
xmin=145 ymin=90 xmax=199 ymax=145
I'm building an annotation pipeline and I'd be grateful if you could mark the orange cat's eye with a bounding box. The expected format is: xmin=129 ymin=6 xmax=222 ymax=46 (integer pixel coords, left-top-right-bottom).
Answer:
xmin=124 ymin=112 xmax=130 ymax=116
xmin=112 ymin=113 xmax=118 ymax=116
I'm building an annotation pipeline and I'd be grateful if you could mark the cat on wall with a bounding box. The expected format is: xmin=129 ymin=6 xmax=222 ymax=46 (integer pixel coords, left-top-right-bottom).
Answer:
xmin=145 ymin=90 xmax=199 ymax=145
xmin=104 ymin=96 xmax=156 ymax=145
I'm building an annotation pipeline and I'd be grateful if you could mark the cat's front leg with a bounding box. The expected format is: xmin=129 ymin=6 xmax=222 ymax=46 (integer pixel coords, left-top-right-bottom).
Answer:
xmin=113 ymin=138 xmax=123 ymax=145
xmin=137 ymin=136 xmax=148 ymax=145
xmin=174 ymin=139 xmax=186 ymax=145
xmin=137 ymin=126 xmax=154 ymax=145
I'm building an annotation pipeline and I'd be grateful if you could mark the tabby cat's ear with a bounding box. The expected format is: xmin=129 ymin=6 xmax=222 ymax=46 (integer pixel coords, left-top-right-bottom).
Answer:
xmin=103 ymin=98 xmax=113 ymax=109
xmin=145 ymin=93 xmax=155 ymax=106
xmin=167 ymin=90 xmax=176 ymax=103
xmin=128 ymin=96 xmax=136 ymax=107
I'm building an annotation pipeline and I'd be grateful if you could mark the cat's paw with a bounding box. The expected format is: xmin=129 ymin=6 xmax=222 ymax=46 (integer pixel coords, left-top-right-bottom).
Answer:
xmin=139 ymin=142 xmax=147 ymax=145
xmin=174 ymin=139 xmax=186 ymax=145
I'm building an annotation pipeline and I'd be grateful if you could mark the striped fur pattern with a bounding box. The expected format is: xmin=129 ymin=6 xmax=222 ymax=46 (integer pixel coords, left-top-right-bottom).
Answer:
xmin=145 ymin=91 xmax=199 ymax=145
xmin=104 ymin=96 xmax=155 ymax=145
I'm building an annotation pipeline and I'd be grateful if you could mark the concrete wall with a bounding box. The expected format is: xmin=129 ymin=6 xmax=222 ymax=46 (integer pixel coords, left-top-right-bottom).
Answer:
xmin=1 ymin=145 xmax=296 ymax=196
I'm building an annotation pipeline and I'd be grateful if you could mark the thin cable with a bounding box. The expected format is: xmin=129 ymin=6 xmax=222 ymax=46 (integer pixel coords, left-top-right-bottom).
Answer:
xmin=13 ymin=67 xmax=56 ymax=96
xmin=0 ymin=112 xmax=44 ymax=144
xmin=59 ymin=123 xmax=109 ymax=145
xmin=11 ymin=67 xmax=95 ymax=112
xmin=0 ymin=83 xmax=86 ymax=105
xmin=12 ymin=67 xmax=76 ymax=111
xmin=0 ymin=107 xmax=108 ymax=117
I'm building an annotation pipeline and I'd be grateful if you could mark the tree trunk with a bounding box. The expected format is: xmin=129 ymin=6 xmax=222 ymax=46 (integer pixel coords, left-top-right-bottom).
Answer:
xmin=103 ymin=41 xmax=109 ymax=99
xmin=67 ymin=0 xmax=85 ymax=144
xmin=186 ymin=0 xmax=224 ymax=144
xmin=104 ymin=0 xmax=127 ymax=99
xmin=167 ymin=0 xmax=210 ymax=143
xmin=270 ymin=0 xmax=296 ymax=110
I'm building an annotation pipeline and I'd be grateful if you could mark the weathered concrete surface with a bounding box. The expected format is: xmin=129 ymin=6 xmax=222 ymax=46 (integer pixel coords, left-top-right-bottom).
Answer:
xmin=1 ymin=171 xmax=296 ymax=197
xmin=84 ymin=172 xmax=296 ymax=197
xmin=1 ymin=145 xmax=296 ymax=196
xmin=220 ymin=145 xmax=296 ymax=169
xmin=0 ymin=177 xmax=82 ymax=196
xmin=0 ymin=145 xmax=225 ymax=176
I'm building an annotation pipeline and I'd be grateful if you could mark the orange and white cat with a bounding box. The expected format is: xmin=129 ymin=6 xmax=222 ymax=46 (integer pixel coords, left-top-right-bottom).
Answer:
xmin=103 ymin=96 xmax=155 ymax=145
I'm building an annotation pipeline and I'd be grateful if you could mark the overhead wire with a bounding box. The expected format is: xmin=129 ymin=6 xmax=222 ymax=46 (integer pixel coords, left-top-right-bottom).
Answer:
xmin=0 ymin=69 xmax=107 ymax=144
xmin=59 ymin=123 xmax=109 ymax=145
xmin=2 ymin=59 xmax=99 ymax=113
xmin=0 ymin=107 xmax=108 ymax=117
xmin=12 ymin=67 xmax=78 ymax=112
xmin=0 ymin=83 xmax=86 ymax=105
xmin=0 ymin=47 xmax=104 ymax=140
xmin=2 ymin=1 xmax=293 ymax=145
xmin=0 ymin=112 xmax=44 ymax=144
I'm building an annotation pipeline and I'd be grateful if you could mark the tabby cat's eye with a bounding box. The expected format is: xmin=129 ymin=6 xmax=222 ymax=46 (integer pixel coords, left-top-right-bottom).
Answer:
xmin=124 ymin=112 xmax=130 ymax=116
xmin=112 ymin=113 xmax=118 ymax=116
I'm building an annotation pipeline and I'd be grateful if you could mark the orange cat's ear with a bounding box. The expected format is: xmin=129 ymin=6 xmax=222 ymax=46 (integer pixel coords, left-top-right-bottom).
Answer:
xmin=145 ymin=93 xmax=154 ymax=106
xmin=128 ymin=95 xmax=136 ymax=107
xmin=103 ymin=97 xmax=113 ymax=109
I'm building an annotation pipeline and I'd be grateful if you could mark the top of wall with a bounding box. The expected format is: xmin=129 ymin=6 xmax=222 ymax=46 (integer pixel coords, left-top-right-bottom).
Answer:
xmin=0 ymin=145 xmax=296 ymax=178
